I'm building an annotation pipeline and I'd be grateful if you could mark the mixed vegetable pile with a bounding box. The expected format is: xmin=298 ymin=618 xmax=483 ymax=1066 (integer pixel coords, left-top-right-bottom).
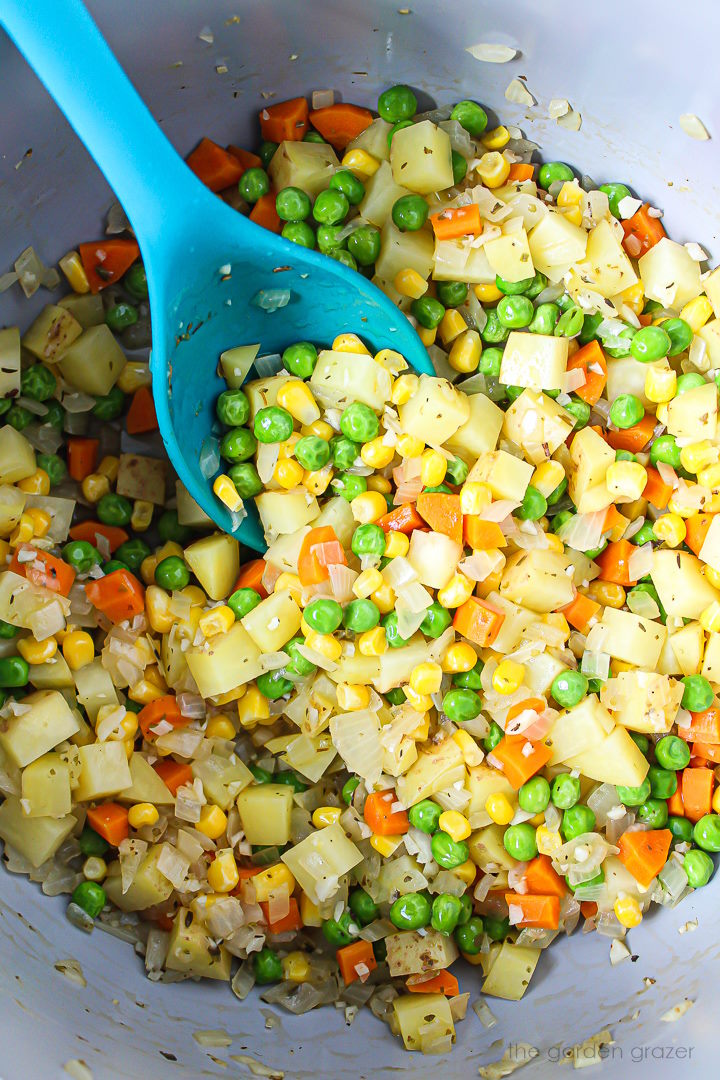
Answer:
xmin=3 ymin=81 xmax=720 ymax=1054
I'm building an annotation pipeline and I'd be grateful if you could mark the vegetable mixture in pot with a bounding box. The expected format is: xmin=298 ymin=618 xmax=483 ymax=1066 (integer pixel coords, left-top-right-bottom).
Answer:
xmin=2 ymin=82 xmax=720 ymax=1054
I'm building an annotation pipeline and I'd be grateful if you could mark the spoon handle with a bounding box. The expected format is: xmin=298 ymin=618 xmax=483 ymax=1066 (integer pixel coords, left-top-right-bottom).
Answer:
xmin=2 ymin=0 xmax=204 ymax=248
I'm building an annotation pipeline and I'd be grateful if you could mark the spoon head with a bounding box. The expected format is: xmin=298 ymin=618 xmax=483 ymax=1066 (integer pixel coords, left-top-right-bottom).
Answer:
xmin=150 ymin=209 xmax=432 ymax=553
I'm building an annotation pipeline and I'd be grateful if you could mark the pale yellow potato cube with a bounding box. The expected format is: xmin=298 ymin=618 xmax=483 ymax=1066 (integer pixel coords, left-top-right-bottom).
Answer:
xmin=28 ymin=653 xmax=75 ymax=691
xmin=386 ymin=930 xmax=458 ymax=977
xmin=702 ymin=631 xmax=720 ymax=684
xmin=588 ymin=607 xmax=666 ymax=668
xmin=311 ymin=495 xmax=356 ymax=548
xmin=376 ymin=220 xmax=435 ymax=283
xmin=566 ymin=725 xmax=649 ymax=787
xmin=484 ymin=225 xmax=534 ymax=283
xmin=104 ymin=844 xmax=174 ymax=912
xmin=524 ymin=649 xmax=567 ymax=695
xmin=244 ymin=372 xmax=292 ymax=418
xmin=467 ymin=449 xmax=533 ymax=502
xmin=407 ymin=530 xmax=463 ymax=589
xmin=576 ymin=219 xmax=638 ymax=298
xmin=499 ymin=332 xmax=569 ymax=392
xmin=236 ymin=783 xmax=294 ymax=846
xmin=468 ymin=822 xmax=518 ymax=871
xmin=186 ymin=622 xmax=264 ymax=698
xmin=256 ymin=491 xmax=320 ymax=541
xmin=116 ymin=452 xmax=167 ymax=505
xmin=281 ymin=822 xmax=363 ymax=904
xmin=392 ymin=993 xmax=456 ymax=1053
xmin=499 ymin=548 xmax=575 ymax=612
xmin=268 ymin=139 xmax=339 ymax=197
xmin=21 ymin=752 xmax=71 ymax=818
xmin=545 ymin=695 xmax=615 ymax=766
xmin=241 ymin=589 xmax=301 ymax=652
xmin=703 ymin=267 xmax=720 ymax=318
xmin=0 ymin=327 xmax=21 ymax=399
xmin=175 ymin=480 xmax=214 ymax=528
xmin=567 ymin=426 xmax=615 ymax=514
xmin=382 ymin=737 xmax=418 ymax=777
xmin=466 ymin=764 xmax=516 ymax=821
xmin=651 ymin=549 xmax=720 ymax=619
xmin=481 ymin=941 xmax=541 ymax=1000
xmin=74 ymin=659 xmax=119 ymax=723
xmin=0 ymin=425 xmax=36 ymax=484
xmin=347 ymin=116 xmax=392 ymax=161
xmin=58 ymin=324 xmax=126 ymax=394
xmin=398 ymin=374 xmax=469 ymax=446
xmin=192 ymin=753 xmax=253 ymax=810
xmin=697 ymin=319 xmax=720 ymax=370
xmin=600 ymin=671 xmax=684 ymax=734
xmin=375 ymin=636 xmax=430 ymax=694
xmin=0 ymin=797 xmax=75 ymax=867
xmin=119 ymin=753 xmax=177 ymax=805
xmin=0 ymin=690 xmax=80 ymax=768
xmin=311 ymin=349 xmax=392 ymax=411
xmin=397 ymin=737 xmax=464 ymax=807
xmin=483 ymin=592 xmax=537 ymax=653
xmin=183 ymin=532 xmax=239 ymax=600
xmin=606 ymin=356 xmax=653 ymax=409
xmin=665 ymin=621 xmax=705 ymax=677
xmin=21 ymin=303 xmax=82 ymax=362
xmin=390 ymin=120 xmax=453 ymax=194
xmin=358 ymin=160 xmax=410 ymax=226
xmin=165 ymin=909 xmax=231 ymax=980
xmin=446 ymin=391 xmax=504 ymax=461
xmin=699 ymin=514 xmax=720 ymax=573
xmin=639 ymin=237 xmax=702 ymax=310
xmin=0 ymin=484 xmax=27 ymax=536
xmin=58 ymin=291 xmax=105 ymax=328
xmin=503 ymin=389 xmax=574 ymax=465
xmin=74 ymin=742 xmax=132 ymax=801
xmin=528 ymin=210 xmax=587 ymax=281
xmin=432 ymin=238 xmax=495 ymax=284
xmin=665 ymin=381 xmax=717 ymax=442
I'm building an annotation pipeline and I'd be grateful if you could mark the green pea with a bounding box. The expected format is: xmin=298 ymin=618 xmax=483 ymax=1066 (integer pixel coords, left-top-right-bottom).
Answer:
xmin=92 ymin=387 xmax=125 ymax=421
xmin=483 ymin=915 xmax=509 ymax=941
xmin=347 ymin=225 xmax=381 ymax=266
xmin=154 ymin=556 xmax=190 ymax=591
xmin=381 ymin=611 xmax=411 ymax=649
xmin=445 ymin=456 xmax=469 ymax=485
xmin=632 ymin=523 xmax=657 ymax=547
xmin=123 ymin=262 xmax=148 ymax=299
xmin=599 ymin=183 xmax=632 ymax=219
xmin=529 ymin=302 xmax=559 ymax=335
xmin=378 ymin=84 xmax=417 ymax=123
xmin=602 ymin=327 xmax=635 ymax=358
xmin=62 ymin=539 xmax=101 ymax=574
xmin=275 ymin=186 xmax=311 ymax=222
xmin=313 ymin=189 xmax=349 ymax=226
xmin=349 ymin=887 xmax=379 ymax=926
xmin=7 ymin=405 xmax=32 ymax=431
xmin=70 ymin=881 xmax=106 ymax=918
xmin=239 ymin=167 xmax=269 ymax=203
xmin=436 ymin=280 xmax=468 ymax=308
xmin=285 ymin=636 xmax=316 ymax=677
xmin=259 ymin=141 xmax=278 ymax=168
xmin=556 ymin=293 xmax=575 ymax=313
xmin=351 ymin=523 xmax=386 ymax=557
xmin=662 ymin=317 xmax=693 ymax=357
xmin=304 ymin=598 xmax=343 ymax=634
xmin=329 ymin=169 xmax=365 ymax=206
xmin=249 ymin=764 xmax=273 ymax=783
xmin=629 ymin=582 xmax=665 ymax=623
xmin=228 ymin=463 xmax=262 ymax=498
xmin=518 ymin=776 xmax=551 ymax=813
xmin=617 ymin=778 xmax=652 ymax=807
xmin=496 ymin=274 xmax=535 ymax=296
xmin=451 ymin=151 xmax=468 ymax=185
xmin=550 ymin=510 xmax=574 ymax=536
xmin=609 ymin=394 xmax=644 ymax=429
xmin=216 ymin=389 xmax=250 ymax=428
xmin=408 ymin=799 xmax=442 ymax=834
xmin=561 ymin=804 xmax=596 ymax=840
xmin=342 ymin=776 xmax=360 ymax=805
xmin=453 ymin=658 xmax=484 ymax=690
xmin=41 ymin=399 xmax=65 ymax=430
xmin=282 ymin=341 xmax=318 ymax=379
xmin=226 ymin=589 xmax=261 ymax=621
xmin=676 ymin=372 xmax=705 ymax=395
xmin=316 ymin=225 xmax=346 ymax=254
xmin=389 ymin=891 xmax=431 ymax=930
xmin=157 ymin=510 xmax=191 ymax=546
xmin=538 ymin=162 xmax=574 ymax=189
xmin=257 ymin=670 xmax=293 ymax=699
xmin=329 ymin=435 xmax=359 ymax=471
xmin=457 ymin=894 xmax=473 ymax=926
xmin=681 ymin=674 xmax=714 ymax=712
xmin=554 ymin=305 xmax=584 ymax=338
xmin=0 ymin=656 xmax=30 ymax=688
xmin=450 ymin=99 xmax=488 ymax=136
xmin=655 ymin=735 xmax=691 ymax=771
xmin=106 ymin=302 xmax=138 ymax=332
xmin=550 ymin=669 xmax=588 ymax=709
xmin=669 ymin=816 xmax=693 ymax=844
xmin=431 ymin=831 xmax=469 ymax=869
xmin=415 ymin=602 xmax=450 ymax=641
xmin=341 ymin=402 xmax=379 ymax=443
xmin=303 ymin=130 xmax=325 ymax=143
xmin=103 ymin=560 xmax=129 ymax=575
xmin=650 ymin=434 xmax=681 ymax=469
xmin=0 ymin=620 xmax=19 ymax=640
xmin=442 ymin=688 xmax=482 ymax=722
xmin=97 ymin=493 xmax=132 ymax=527
xmin=516 ymin=484 xmax=547 ymax=521
xmin=411 ymin=296 xmax=445 ymax=329
xmin=274 ymin=769 xmax=307 ymax=792
xmin=628 ymin=731 xmax=650 ymax=755
xmin=684 ymin=848 xmax=714 ymax=887
xmin=254 ymin=405 xmax=294 ymax=444
xmin=648 ymin=765 xmax=677 ymax=800
xmin=636 ymin=798 xmax=669 ymax=829
xmin=294 ymin=435 xmax=330 ymax=471
xmin=546 ymin=476 xmax=568 ymax=506
xmin=253 ymin=946 xmax=284 ymax=984
xmin=282 ymin=221 xmax=316 ymax=248
xmin=630 ymin=324 xmax=671 ymax=363
xmin=497 ymin=294 xmax=534 ymax=329
xmin=219 ymin=427 xmax=257 ymax=464
xmin=503 ymin=822 xmax=538 ymax=861
xmin=477 ymin=723 xmax=502 ymax=757
xmin=385 ymin=688 xmax=406 ymax=707
xmin=579 ymin=312 xmax=604 ymax=345
xmin=455 ymin=915 xmax=484 ymax=954
xmin=568 ymin=868 xmax=605 ymax=896
xmin=37 ymin=452 xmax=67 ymax=486
xmin=78 ymin=825 xmax=109 ymax=857
xmin=423 ymin=484 xmax=453 ymax=494
xmin=551 ymin=774 xmax=581 ymax=810
xmin=342 ymin=598 xmax=380 ymax=633
xmin=479 ymin=347 xmax=503 ymax=377
xmin=504 ymin=385 xmax=525 ymax=403
xmin=693 ymin=814 xmax=720 ymax=852
xmin=334 ymin=472 xmax=366 ymax=502
xmin=431 ymin=893 xmax=463 ymax=935
xmin=114 ymin=539 xmax=150 ymax=571
xmin=20 ymin=364 xmax=56 ymax=401
xmin=480 ymin=309 xmax=510 ymax=344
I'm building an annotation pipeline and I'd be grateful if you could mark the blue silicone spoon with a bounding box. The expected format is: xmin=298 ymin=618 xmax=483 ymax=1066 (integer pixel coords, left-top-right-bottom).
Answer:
xmin=2 ymin=0 xmax=432 ymax=552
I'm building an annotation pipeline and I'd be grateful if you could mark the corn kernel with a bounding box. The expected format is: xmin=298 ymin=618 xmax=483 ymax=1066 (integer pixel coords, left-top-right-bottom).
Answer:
xmin=492 ymin=659 xmax=525 ymax=695
xmin=403 ymin=686 xmax=433 ymax=712
xmin=10 ymin=514 xmax=35 ymax=546
xmin=358 ymin=626 xmax=387 ymax=656
xmin=614 ymin=893 xmax=642 ymax=929
xmin=419 ymin=449 xmax=447 ymax=488
xmin=713 ymin=786 xmax=720 ymax=814
xmin=655 ymin=402 xmax=669 ymax=425
xmin=532 ymin=460 xmax=566 ymax=499
xmin=62 ymin=630 xmax=95 ymax=670
xmin=396 ymin=433 xmax=424 ymax=458
xmin=437 ymin=572 xmax=474 ymax=609
xmin=361 ymin=437 xmax=395 ymax=469
xmin=95 ymin=455 xmax=119 ymax=483
xmin=24 ymin=507 xmax=52 ymax=538
xmin=438 ymin=810 xmax=471 ymax=843
xmin=305 ymin=630 xmax=343 ymax=662
xmin=199 ymin=605 xmax=235 ymax=638
xmin=128 ymin=802 xmax=159 ymax=829
xmin=384 ymin=530 xmax=410 ymax=559
xmin=644 ymin=363 xmax=677 ymax=404
xmin=620 ymin=280 xmax=645 ymax=316
xmin=680 ymin=440 xmax=716 ymax=475
xmin=353 ymin=567 xmax=383 ymax=598
xmin=301 ymin=419 xmax=334 ymax=441
xmin=213 ymin=473 xmax=244 ymax=511
xmin=544 ymin=532 xmax=565 ymax=553
xmin=273 ymin=458 xmax=305 ymax=491
xmin=195 ymin=805 xmax=228 ymax=840
xmin=17 ymin=636 xmax=57 ymax=665
xmin=482 ymin=125 xmax=510 ymax=150
xmin=341 ymin=148 xmax=380 ymax=179
xmin=203 ymin=716 xmax=236 ymax=742
xmin=417 ymin=324 xmax=437 ymax=347
xmin=474 ymin=282 xmax=503 ymax=303
xmin=698 ymin=462 xmax=720 ymax=490
xmin=391 ymin=373 xmax=419 ymax=406
xmin=370 ymin=833 xmax=403 ymax=857
xmin=128 ymin=679 xmax=165 ymax=705
xmin=312 ymin=806 xmax=343 ymax=829
xmin=274 ymin=572 xmax=302 ymax=603
xmin=667 ymin=492 xmax=700 ymax=519
xmin=59 ymin=250 xmax=90 ymax=293
xmin=18 ymin=469 xmax=51 ymax=496
xmin=476 ymin=567 xmax=503 ymax=598
xmin=131 ymin=499 xmax=154 ymax=532
xmin=557 ymin=180 xmax=583 ymax=207
xmin=350 ymin=490 xmax=387 ymax=523
xmin=394 ymin=268 xmax=428 ymax=299
xmin=79 ymin=472 xmax=109 ymax=504
xmin=207 ymin=849 xmax=239 ymax=893
xmin=367 ymin=474 xmax=392 ymax=494
xmin=442 ymin=642 xmax=477 ymax=674
xmin=375 ymin=348 xmax=408 ymax=374
xmin=303 ymin=465 xmax=333 ymax=495
xmin=237 ymin=686 xmax=270 ymax=728
xmin=460 ymin=481 xmax=492 ymax=515
xmin=605 ymin=461 xmax=648 ymax=502
xmin=560 ymin=204 xmax=583 ymax=226
xmin=453 ymin=729 xmax=484 ymax=767
xmin=251 ymin=864 xmax=296 ymax=902
xmin=706 ymin=566 xmax=720 ymax=591
xmin=139 ymin=554 xmax=158 ymax=585
xmin=409 ymin=661 xmax=443 ymax=696
xmin=332 ymin=332 xmax=370 ymax=354
xmin=277 ymin=380 xmax=320 ymax=425
xmin=652 ymin=513 xmax=686 ymax=548
xmin=485 ymin=792 xmax=514 ymax=825
xmin=82 ymin=856 xmax=107 ymax=882
xmin=300 ymin=891 xmax=323 ymax=927
xmin=370 ymin=582 xmax=396 ymax=614
xmin=281 ymin=951 xmax=311 ymax=983
xmin=700 ymin=600 xmax=720 ymax=633
xmin=680 ymin=295 xmax=713 ymax=332
xmin=536 ymin=826 xmax=562 ymax=855
xmin=477 ymin=151 xmax=511 ymax=188
xmin=117 ymin=360 xmax=151 ymax=393
xmin=336 ymin=683 xmax=371 ymax=711
xmin=585 ymin=580 xmax=626 ymax=608
xmin=452 ymin=859 xmax=477 ymax=885
xmin=439 ymin=308 xmax=467 ymax=346
xmin=144 ymin=664 xmax=168 ymax=692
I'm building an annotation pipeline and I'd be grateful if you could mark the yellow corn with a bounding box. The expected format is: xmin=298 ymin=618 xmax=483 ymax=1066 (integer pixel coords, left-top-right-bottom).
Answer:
xmin=439 ymin=308 xmax=467 ymax=346
xmin=358 ymin=626 xmax=387 ymax=656
xmin=251 ymin=864 xmax=296 ymax=902
xmin=544 ymin=532 xmax=565 ymax=553
xmin=492 ymin=659 xmax=525 ymax=695
xmin=199 ymin=605 xmax=235 ymax=638
xmin=585 ymin=580 xmax=626 ymax=608
xmin=460 ymin=481 xmax=492 ymax=515
xmin=442 ymin=642 xmax=477 ymax=674
xmin=561 ymin=204 xmax=583 ymax=226
xmin=375 ymin=348 xmax=408 ymax=374
xmin=370 ymin=833 xmax=403 ymax=857
xmin=453 ymin=859 xmax=477 ymax=885
xmin=474 ymin=282 xmax=503 ymax=303
xmin=700 ymin=600 xmax=720 ymax=633
xmin=128 ymin=679 xmax=165 ymax=705
xmin=312 ymin=806 xmax=343 ymax=829
xmin=680 ymin=295 xmax=713 ymax=332
xmin=485 ymin=792 xmax=514 ymax=826
xmin=207 ymin=849 xmax=240 ymax=893
xmin=9 ymin=514 xmax=35 ymax=547
xmin=80 ymin=472 xmax=110 ymax=503
xmin=437 ymin=572 xmax=474 ymax=609
xmin=403 ymin=686 xmax=433 ymax=712
xmin=143 ymin=585 xmax=172 ymax=633
xmin=128 ymin=803 xmax=159 ymax=829
xmin=667 ymin=492 xmax=701 ymax=519
xmin=82 ymin=856 xmax=107 ymax=882
xmin=391 ymin=373 xmax=419 ymax=406
xmin=237 ymin=685 xmax=270 ymax=728
xmin=195 ymin=805 xmax=228 ymax=840
xmin=181 ymin=585 xmax=205 ymax=607
xmin=144 ymin=665 xmax=168 ymax=692
xmin=341 ymin=149 xmax=380 ymax=179
xmin=652 ymin=513 xmax=686 ymax=547
xmin=655 ymin=402 xmax=669 ymax=425
xmin=531 ymin=460 xmax=565 ymax=499
xmin=438 ymin=810 xmax=471 ymax=842
xmin=24 ymin=508 xmax=51 ymax=538
xmin=698 ymin=462 xmax=720 ymax=490
xmin=305 ymin=630 xmax=343 ymax=662
xmin=620 ymin=280 xmax=645 ymax=316
xmin=336 ymin=683 xmax=371 ymax=711
xmin=62 ymin=630 xmax=95 ymax=670
xmin=605 ymin=461 xmax=648 ymax=502
xmin=272 ymin=458 xmax=304 ymax=490
xmin=644 ymin=363 xmax=677 ymax=404
xmin=300 ymin=892 xmax=323 ymax=927
xmin=301 ymin=419 xmax=334 ymax=441
xmin=420 ymin=449 xmax=447 ymax=487
xmin=18 ymin=636 xmax=57 ymax=664
xmin=277 ymin=432 xmax=300 ymax=461
xmin=394 ymin=268 xmax=428 ymax=299
xmin=213 ymin=474 xmax=243 ymax=511
xmin=59 ymin=250 xmax=90 ymax=293
xmin=281 ymin=952 xmax=311 ymax=983
xmin=117 ymin=360 xmax=151 ymax=393
xmin=409 ymin=715 xmax=430 ymax=741
xmin=18 ymin=469 xmax=51 ymax=496
xmin=706 ymin=566 xmax=720 ymax=591
xmin=274 ymin=572 xmax=302 ymax=602
xmin=557 ymin=180 xmax=583 ymax=207
xmin=482 ymin=125 xmax=510 ymax=150
xmin=396 ymin=433 xmax=424 ymax=458
xmin=303 ymin=466 xmax=333 ymax=495
xmin=409 ymin=661 xmax=443 ymax=696
xmin=384 ymin=530 xmax=409 ymax=559
xmin=476 ymin=567 xmax=504 ymax=598
xmin=277 ymin=380 xmax=320 ymax=425
xmin=417 ymin=324 xmax=437 ymax=347
xmin=477 ymin=151 xmax=511 ymax=188
xmin=536 ymin=826 xmax=562 ymax=855
xmin=131 ymin=500 xmax=154 ymax=532
xmin=453 ymin=729 xmax=484 ymax=767
xmin=332 ymin=333 xmax=370 ymax=354
xmin=680 ymin=440 xmax=716 ymax=475
xmin=712 ymin=786 xmax=720 ymax=814
xmin=614 ymin=893 xmax=642 ymax=928
xmin=370 ymin=581 xmax=396 ymax=613
xmin=97 ymin=455 xmax=119 ymax=482
xmin=205 ymin=716 xmax=236 ymax=740
xmin=361 ymin=437 xmax=395 ymax=469
xmin=350 ymin=490 xmax=387 ymax=523
xmin=368 ymin=474 xmax=392 ymax=494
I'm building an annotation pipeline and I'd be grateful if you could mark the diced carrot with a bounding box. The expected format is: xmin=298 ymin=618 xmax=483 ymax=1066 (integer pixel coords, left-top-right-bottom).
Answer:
xmin=667 ymin=783 xmax=685 ymax=817
xmin=308 ymin=103 xmax=373 ymax=150
xmin=685 ymin=513 xmax=715 ymax=556
xmin=260 ymin=896 xmax=303 ymax=934
xmin=67 ymin=437 xmax=99 ymax=481
xmin=506 ymin=698 xmax=546 ymax=723
xmin=492 ymin=735 xmax=552 ymax=790
xmin=8 ymin=544 xmax=76 ymax=597
xmin=232 ymin=558 xmax=268 ymax=597
xmin=153 ymin=760 xmax=193 ymax=795
xmin=297 ymin=526 xmax=345 ymax=586
xmin=679 ymin=705 xmax=720 ymax=745
xmin=605 ymin=414 xmax=656 ymax=453
xmin=524 ymin=854 xmax=568 ymax=898
xmin=363 ymin=789 xmax=409 ymax=836
xmin=559 ymin=592 xmax=602 ymax=634
xmin=226 ymin=145 xmax=263 ymax=173
xmin=617 ymin=828 xmax=672 ymax=888
xmin=86 ymin=802 xmax=129 ymax=846
xmin=595 ymin=539 xmax=638 ymax=587
xmin=679 ymin=767 xmax=714 ymax=822
xmin=407 ymin=970 xmax=459 ymax=997
xmin=138 ymin=695 xmax=188 ymax=740
xmin=85 ymin=568 xmax=145 ymax=623
xmin=185 ymin=137 xmax=244 ymax=192
xmin=504 ymin=892 xmax=560 ymax=930
xmin=416 ymin=492 xmax=463 ymax=544
xmin=249 ymin=191 xmax=282 ymax=233
xmin=638 ymin=313 xmax=653 ymax=327
xmin=692 ymin=741 xmax=720 ymax=764
xmin=68 ymin=521 xmax=129 ymax=553
xmin=580 ymin=901 xmax=598 ymax=919
xmin=565 ymin=340 xmax=608 ymax=406
xmin=259 ymin=97 xmax=309 ymax=142
xmin=336 ymin=940 xmax=377 ymax=986
xmin=125 ymin=386 xmax=158 ymax=435
xmin=430 ymin=204 xmax=482 ymax=241
xmin=507 ymin=163 xmax=534 ymax=183
xmin=453 ymin=596 xmax=505 ymax=647
xmin=154 ymin=913 xmax=175 ymax=932
xmin=231 ymin=865 xmax=264 ymax=898
xmin=602 ymin=505 xmax=629 ymax=542
xmin=642 ymin=466 xmax=672 ymax=510
xmin=78 ymin=239 xmax=140 ymax=293
xmin=463 ymin=515 xmax=505 ymax=551
xmin=621 ymin=203 xmax=666 ymax=257
xmin=379 ymin=504 xmax=426 ymax=534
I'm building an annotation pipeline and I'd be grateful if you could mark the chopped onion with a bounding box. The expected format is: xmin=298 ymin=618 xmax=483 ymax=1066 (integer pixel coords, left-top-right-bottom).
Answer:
xmin=679 ymin=113 xmax=710 ymax=140
xmin=505 ymin=79 xmax=536 ymax=107
xmin=466 ymin=42 xmax=518 ymax=63
xmin=562 ymin=367 xmax=586 ymax=393
xmin=311 ymin=88 xmax=334 ymax=109
xmin=627 ymin=541 xmax=653 ymax=581
xmin=199 ymin=436 xmax=220 ymax=479
xmin=327 ymin=562 xmax=358 ymax=603
xmin=477 ymin=499 xmax=520 ymax=522
xmin=557 ymin=108 xmax=582 ymax=131
xmin=558 ymin=509 xmax=606 ymax=553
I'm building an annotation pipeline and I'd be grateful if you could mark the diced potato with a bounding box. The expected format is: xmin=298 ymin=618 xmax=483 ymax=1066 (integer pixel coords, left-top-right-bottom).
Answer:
xmin=382 ymin=736 xmax=418 ymax=777
xmin=192 ymin=752 xmax=253 ymax=810
xmin=481 ymin=941 xmax=541 ymax=1000
xmin=702 ymin=631 xmax=720 ymax=684
xmin=567 ymin=426 xmax=615 ymax=513
xmin=660 ymin=621 xmax=705 ymax=678
xmin=396 ymin=737 xmax=464 ymax=807
xmin=651 ymin=549 xmax=720 ymax=619
xmin=503 ymin=389 xmax=574 ymax=464
xmin=390 ymin=120 xmax=453 ymax=194
xmin=241 ymin=589 xmax=301 ymax=652
xmin=264 ymin=527 xmax=309 ymax=574
xmin=21 ymin=303 xmax=83 ymax=362
xmin=528 ymin=210 xmax=588 ymax=281
xmin=566 ymin=724 xmax=649 ymax=787
xmin=74 ymin=741 xmax=132 ymax=801
xmin=499 ymin=548 xmax=575 ymax=612
xmin=58 ymin=324 xmax=126 ymax=394
xmin=523 ymin=650 xmax=567 ymax=696
xmin=21 ymin=752 xmax=71 ymax=818
xmin=358 ymin=160 xmax=411 ymax=226
xmin=639 ymin=237 xmax=702 ymax=310
xmin=393 ymin=993 xmax=456 ymax=1053
xmin=545 ymin=696 xmax=615 ymax=765
xmin=182 ymin=532 xmax=238 ymax=601
xmin=0 ymin=426 xmax=36 ymax=484
xmin=165 ymin=908 xmax=231 ymax=980
xmin=28 ymin=653 xmax=75 ymax=690
xmin=576 ymin=220 xmax=638 ymax=298
xmin=269 ymin=139 xmax=339 ymax=197
xmin=466 ymin=764 xmax=516 ymax=822
xmin=446 ymin=391 xmax=504 ymax=461
xmin=665 ymin=381 xmax=717 ymax=442
xmin=175 ymin=480 xmax=214 ymax=528
xmin=398 ymin=375 xmax=469 ymax=447
xmin=307 ymin=494 xmax=355 ymax=548
xmin=74 ymin=659 xmax=119 ymax=722
xmin=58 ymin=291 xmax=106 ymax=328
xmin=407 ymin=530 xmax=463 ymax=589
xmin=467 ymin=449 xmax=533 ymax=502
xmin=330 ymin=652 xmax=382 ymax=687
xmin=499 ymin=332 xmax=569 ymax=392
xmin=606 ymin=356 xmax=653 ymax=409
xmin=484 ymin=225 xmax=534 ymax=283
xmin=597 ymin=856 xmax=645 ymax=910
xmin=697 ymin=319 xmax=720 ymax=370
xmin=244 ymin=373 xmax=292 ymax=418
xmin=375 ymin=220 xmax=435 ymax=284
xmin=698 ymin=515 xmax=720 ymax=575
xmin=347 ymin=116 xmax=392 ymax=161
xmin=186 ymin=622 xmax=264 ymax=698
xmin=564 ymin=548 xmax=601 ymax=587
xmin=600 ymin=671 xmax=683 ymax=734
xmin=386 ymin=929 xmax=459 ymax=977
xmin=587 ymin=607 xmax=666 ymax=668
xmin=703 ymin=267 xmax=720 ymax=319
xmin=0 ymin=689 xmax=80 ymax=767
xmin=281 ymin=822 xmax=363 ymax=904
xmin=375 ymin=636 xmax=430 ymax=694
xmin=468 ymin=823 xmax=518 ymax=873
xmin=0 ymin=571 xmax=68 ymax=637
xmin=432 ymin=239 xmax=495 ymax=284
xmin=256 ymin=490 xmax=320 ymax=541
xmin=483 ymin=592 xmax=537 ymax=653
xmin=104 ymin=843 xmax=174 ymax=912
xmin=372 ymin=273 xmax=413 ymax=312
xmin=0 ymin=327 xmax=21 ymax=399
xmin=116 ymin=452 xmax=167 ymax=505
xmin=0 ymin=484 xmax=27 ymax=536
xmin=119 ymin=753 xmax=176 ymax=805
xmin=236 ymin=783 xmax=294 ymax=845
xmin=310 ymin=349 xmax=393 ymax=412
xmin=0 ymin=796 xmax=75 ymax=867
